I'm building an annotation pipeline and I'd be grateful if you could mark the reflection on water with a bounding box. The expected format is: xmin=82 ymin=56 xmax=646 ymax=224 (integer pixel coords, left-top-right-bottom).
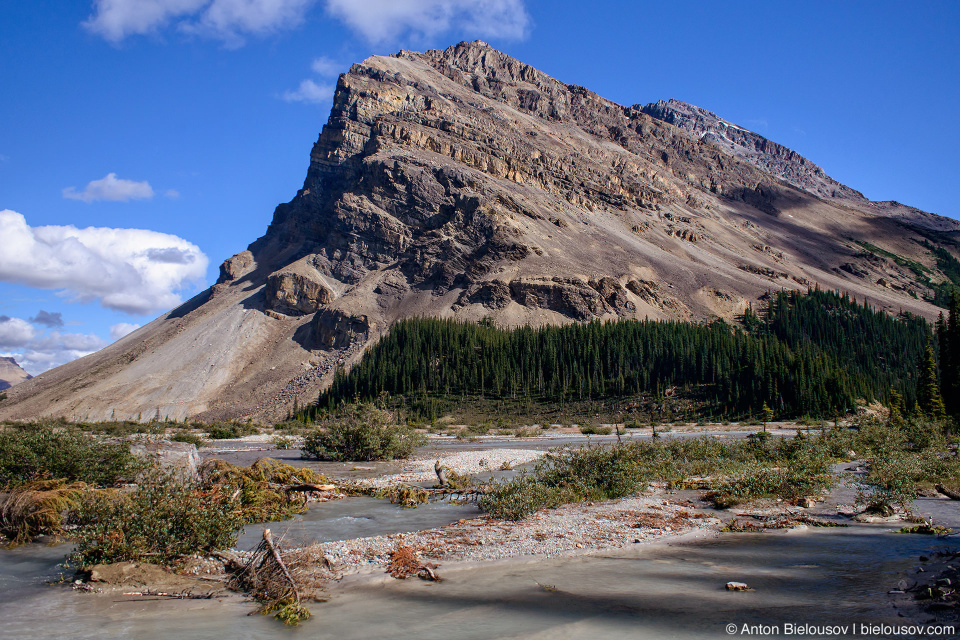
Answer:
xmin=1 ymin=498 xmax=956 ymax=639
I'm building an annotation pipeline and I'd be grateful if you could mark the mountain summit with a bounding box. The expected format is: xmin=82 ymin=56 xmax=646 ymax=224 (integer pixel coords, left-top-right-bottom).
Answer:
xmin=2 ymin=41 xmax=957 ymax=422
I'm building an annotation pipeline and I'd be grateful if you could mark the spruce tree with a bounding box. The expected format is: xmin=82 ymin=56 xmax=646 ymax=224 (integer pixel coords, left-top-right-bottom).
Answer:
xmin=917 ymin=342 xmax=947 ymax=421
xmin=940 ymin=290 xmax=960 ymax=416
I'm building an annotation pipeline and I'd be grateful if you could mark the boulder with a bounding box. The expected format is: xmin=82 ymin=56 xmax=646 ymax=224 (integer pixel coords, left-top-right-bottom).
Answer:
xmin=129 ymin=440 xmax=200 ymax=481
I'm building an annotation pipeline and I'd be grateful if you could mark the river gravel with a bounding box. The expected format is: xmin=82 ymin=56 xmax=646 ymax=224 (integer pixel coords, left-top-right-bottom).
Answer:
xmin=367 ymin=448 xmax=548 ymax=487
xmin=314 ymin=490 xmax=722 ymax=578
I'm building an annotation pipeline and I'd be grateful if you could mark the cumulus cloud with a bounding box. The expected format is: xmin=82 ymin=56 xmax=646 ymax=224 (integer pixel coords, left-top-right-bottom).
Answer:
xmin=63 ymin=173 xmax=155 ymax=203
xmin=282 ymin=55 xmax=341 ymax=105
xmin=110 ymin=322 xmax=141 ymax=340
xmin=0 ymin=317 xmax=37 ymax=347
xmin=1 ymin=328 xmax=109 ymax=375
xmin=84 ymin=0 xmax=317 ymax=45
xmin=29 ymin=310 xmax=64 ymax=328
xmin=325 ymin=0 xmax=530 ymax=43
xmin=84 ymin=0 xmax=530 ymax=46
xmin=310 ymin=56 xmax=341 ymax=76
xmin=0 ymin=209 xmax=208 ymax=315
xmin=282 ymin=78 xmax=335 ymax=104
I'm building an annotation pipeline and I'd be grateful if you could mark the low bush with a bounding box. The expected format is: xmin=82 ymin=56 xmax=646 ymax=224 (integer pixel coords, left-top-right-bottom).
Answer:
xmin=73 ymin=470 xmax=242 ymax=566
xmin=206 ymin=421 xmax=259 ymax=439
xmin=200 ymin=458 xmax=328 ymax=523
xmin=0 ymin=425 xmax=143 ymax=486
xmin=170 ymin=431 xmax=206 ymax=447
xmin=301 ymin=404 xmax=425 ymax=461
xmin=580 ymin=425 xmax=613 ymax=435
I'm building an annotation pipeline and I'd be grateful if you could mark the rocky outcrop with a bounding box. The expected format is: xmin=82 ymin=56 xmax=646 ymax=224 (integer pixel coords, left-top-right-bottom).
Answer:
xmin=265 ymin=271 xmax=334 ymax=315
xmin=313 ymin=309 xmax=375 ymax=349
xmin=217 ymin=250 xmax=255 ymax=283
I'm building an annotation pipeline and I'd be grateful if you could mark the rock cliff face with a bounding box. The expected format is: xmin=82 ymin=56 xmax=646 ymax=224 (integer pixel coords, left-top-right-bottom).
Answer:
xmin=2 ymin=41 xmax=958 ymax=423
xmin=0 ymin=357 xmax=31 ymax=391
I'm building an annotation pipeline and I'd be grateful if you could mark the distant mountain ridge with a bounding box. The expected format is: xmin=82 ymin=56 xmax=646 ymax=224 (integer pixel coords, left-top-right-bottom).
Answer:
xmin=1 ymin=41 xmax=958 ymax=423
xmin=0 ymin=357 xmax=31 ymax=391
xmin=639 ymin=99 xmax=958 ymax=232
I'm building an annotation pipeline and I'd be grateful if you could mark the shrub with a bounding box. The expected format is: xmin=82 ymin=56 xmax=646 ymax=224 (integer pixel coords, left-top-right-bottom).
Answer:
xmin=200 ymin=458 xmax=328 ymax=523
xmin=0 ymin=425 xmax=143 ymax=486
xmin=271 ymin=435 xmax=295 ymax=450
xmin=206 ymin=421 xmax=259 ymax=439
xmin=514 ymin=426 xmax=543 ymax=438
xmin=580 ymin=425 xmax=613 ymax=435
xmin=73 ymin=470 xmax=243 ymax=566
xmin=0 ymin=479 xmax=87 ymax=546
xmin=301 ymin=404 xmax=425 ymax=461
xmin=170 ymin=431 xmax=206 ymax=447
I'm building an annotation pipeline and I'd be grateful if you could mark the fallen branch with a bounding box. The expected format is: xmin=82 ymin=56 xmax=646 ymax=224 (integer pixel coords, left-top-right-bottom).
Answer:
xmin=263 ymin=529 xmax=300 ymax=604
xmin=935 ymin=484 xmax=960 ymax=500
xmin=284 ymin=483 xmax=337 ymax=494
xmin=120 ymin=590 xmax=215 ymax=599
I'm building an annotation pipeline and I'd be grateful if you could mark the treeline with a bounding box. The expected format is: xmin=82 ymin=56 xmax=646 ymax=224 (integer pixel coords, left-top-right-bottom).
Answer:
xmin=318 ymin=288 xmax=939 ymax=419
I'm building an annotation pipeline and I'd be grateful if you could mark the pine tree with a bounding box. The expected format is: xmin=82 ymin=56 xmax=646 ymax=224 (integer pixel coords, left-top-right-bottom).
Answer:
xmin=939 ymin=289 xmax=960 ymax=417
xmin=917 ymin=342 xmax=947 ymax=421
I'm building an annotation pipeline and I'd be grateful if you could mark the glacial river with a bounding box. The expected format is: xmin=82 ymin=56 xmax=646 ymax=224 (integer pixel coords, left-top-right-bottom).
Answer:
xmin=1 ymin=495 xmax=956 ymax=639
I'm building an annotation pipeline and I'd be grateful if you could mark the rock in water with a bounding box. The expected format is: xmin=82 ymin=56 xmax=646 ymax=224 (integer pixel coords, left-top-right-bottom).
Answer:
xmin=0 ymin=41 xmax=956 ymax=424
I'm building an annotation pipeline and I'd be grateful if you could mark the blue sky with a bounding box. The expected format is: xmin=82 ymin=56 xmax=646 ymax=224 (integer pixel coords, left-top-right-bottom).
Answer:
xmin=1 ymin=1 xmax=958 ymax=374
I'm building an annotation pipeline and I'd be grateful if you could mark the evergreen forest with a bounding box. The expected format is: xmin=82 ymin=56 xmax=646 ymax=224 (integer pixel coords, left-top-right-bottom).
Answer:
xmin=318 ymin=288 xmax=957 ymax=422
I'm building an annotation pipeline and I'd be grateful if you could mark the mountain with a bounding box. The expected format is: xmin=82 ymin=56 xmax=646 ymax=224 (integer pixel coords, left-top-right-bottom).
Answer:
xmin=0 ymin=357 xmax=32 ymax=391
xmin=639 ymin=99 xmax=958 ymax=232
xmin=1 ymin=41 xmax=958 ymax=423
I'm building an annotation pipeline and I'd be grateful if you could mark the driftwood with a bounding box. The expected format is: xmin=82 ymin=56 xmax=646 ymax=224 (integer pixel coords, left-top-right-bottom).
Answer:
xmin=284 ymin=483 xmax=337 ymax=494
xmin=120 ymin=589 xmax=216 ymax=599
xmin=263 ymin=529 xmax=300 ymax=604
xmin=435 ymin=460 xmax=449 ymax=488
xmin=935 ymin=484 xmax=960 ymax=500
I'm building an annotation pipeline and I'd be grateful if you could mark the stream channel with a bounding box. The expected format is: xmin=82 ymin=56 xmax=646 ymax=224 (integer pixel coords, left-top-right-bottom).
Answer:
xmin=2 ymin=435 xmax=958 ymax=639
xmin=1 ymin=495 xmax=957 ymax=639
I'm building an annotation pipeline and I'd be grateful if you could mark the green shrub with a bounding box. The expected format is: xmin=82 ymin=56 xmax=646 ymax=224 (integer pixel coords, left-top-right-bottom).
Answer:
xmin=73 ymin=470 xmax=242 ymax=566
xmin=271 ymin=435 xmax=295 ymax=450
xmin=301 ymin=404 xmax=425 ymax=461
xmin=170 ymin=431 xmax=206 ymax=447
xmin=514 ymin=426 xmax=543 ymax=438
xmin=206 ymin=421 xmax=258 ymax=439
xmin=580 ymin=425 xmax=613 ymax=435
xmin=0 ymin=425 xmax=143 ymax=486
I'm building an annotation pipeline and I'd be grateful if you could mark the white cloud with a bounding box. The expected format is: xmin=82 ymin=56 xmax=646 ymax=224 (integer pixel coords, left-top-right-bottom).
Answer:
xmin=0 ymin=209 xmax=209 ymax=315
xmin=164 ymin=189 xmax=181 ymax=199
xmin=63 ymin=172 xmax=155 ymax=203
xmin=0 ymin=317 xmax=37 ymax=347
xmin=282 ymin=79 xmax=335 ymax=104
xmin=324 ymin=0 xmax=530 ymax=43
xmin=110 ymin=322 xmax=141 ymax=340
xmin=310 ymin=56 xmax=341 ymax=76
xmin=83 ymin=0 xmax=317 ymax=45
xmin=0 ymin=315 xmax=109 ymax=375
